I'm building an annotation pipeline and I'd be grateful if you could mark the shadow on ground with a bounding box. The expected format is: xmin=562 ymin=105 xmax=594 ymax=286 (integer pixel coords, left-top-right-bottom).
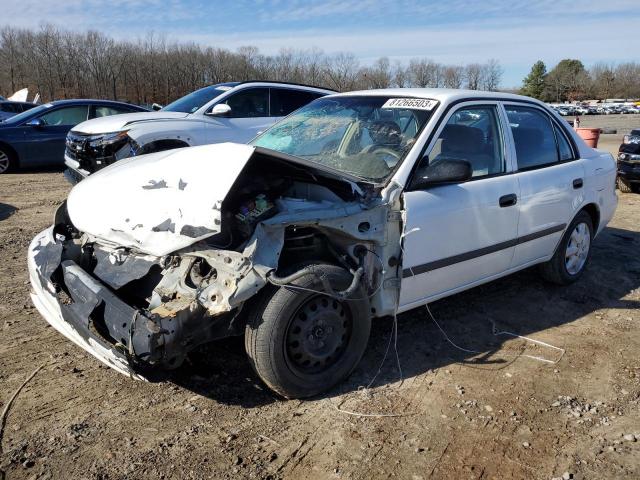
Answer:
xmin=170 ymin=225 xmax=640 ymax=407
xmin=0 ymin=202 xmax=16 ymax=220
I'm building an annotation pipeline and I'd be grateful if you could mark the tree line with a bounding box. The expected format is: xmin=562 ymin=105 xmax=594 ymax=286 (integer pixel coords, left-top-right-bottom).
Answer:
xmin=0 ymin=25 xmax=504 ymax=105
xmin=520 ymin=59 xmax=640 ymax=102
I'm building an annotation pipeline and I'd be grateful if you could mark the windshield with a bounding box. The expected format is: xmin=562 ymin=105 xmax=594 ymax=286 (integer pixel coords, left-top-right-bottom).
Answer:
xmin=1 ymin=103 xmax=50 ymax=125
xmin=162 ymin=83 xmax=238 ymax=113
xmin=251 ymin=96 xmax=436 ymax=182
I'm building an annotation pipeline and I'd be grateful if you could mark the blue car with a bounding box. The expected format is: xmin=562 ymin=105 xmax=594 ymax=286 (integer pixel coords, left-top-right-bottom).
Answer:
xmin=0 ymin=99 xmax=148 ymax=173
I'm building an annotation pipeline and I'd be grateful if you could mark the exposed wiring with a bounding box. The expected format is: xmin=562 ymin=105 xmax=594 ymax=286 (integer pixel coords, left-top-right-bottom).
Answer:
xmin=424 ymin=303 xmax=565 ymax=364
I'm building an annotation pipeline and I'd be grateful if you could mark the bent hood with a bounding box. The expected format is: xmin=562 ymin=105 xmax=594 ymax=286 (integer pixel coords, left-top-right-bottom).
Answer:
xmin=67 ymin=143 xmax=255 ymax=256
xmin=71 ymin=111 xmax=190 ymax=135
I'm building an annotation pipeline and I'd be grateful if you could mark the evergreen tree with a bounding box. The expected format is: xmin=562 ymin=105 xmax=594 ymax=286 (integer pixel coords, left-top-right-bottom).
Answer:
xmin=520 ymin=60 xmax=547 ymax=99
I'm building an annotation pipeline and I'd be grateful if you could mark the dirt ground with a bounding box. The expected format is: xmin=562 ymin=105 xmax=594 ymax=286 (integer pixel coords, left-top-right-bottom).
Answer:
xmin=1 ymin=121 xmax=639 ymax=480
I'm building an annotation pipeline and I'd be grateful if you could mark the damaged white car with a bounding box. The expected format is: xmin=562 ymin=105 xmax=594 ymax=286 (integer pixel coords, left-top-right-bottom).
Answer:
xmin=29 ymin=90 xmax=618 ymax=398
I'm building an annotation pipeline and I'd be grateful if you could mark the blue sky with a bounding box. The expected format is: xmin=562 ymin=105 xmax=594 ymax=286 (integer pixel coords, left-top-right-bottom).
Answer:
xmin=1 ymin=0 xmax=638 ymax=87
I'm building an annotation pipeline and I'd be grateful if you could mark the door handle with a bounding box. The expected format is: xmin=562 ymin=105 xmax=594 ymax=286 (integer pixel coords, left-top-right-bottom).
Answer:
xmin=573 ymin=178 xmax=583 ymax=189
xmin=499 ymin=193 xmax=518 ymax=207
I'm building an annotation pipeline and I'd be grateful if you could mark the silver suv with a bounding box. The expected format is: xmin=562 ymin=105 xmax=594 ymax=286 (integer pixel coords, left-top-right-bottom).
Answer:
xmin=64 ymin=81 xmax=333 ymax=182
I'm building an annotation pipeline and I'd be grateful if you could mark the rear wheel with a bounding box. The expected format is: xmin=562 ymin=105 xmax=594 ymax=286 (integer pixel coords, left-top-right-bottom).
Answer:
xmin=244 ymin=264 xmax=371 ymax=399
xmin=0 ymin=146 xmax=16 ymax=174
xmin=539 ymin=211 xmax=593 ymax=285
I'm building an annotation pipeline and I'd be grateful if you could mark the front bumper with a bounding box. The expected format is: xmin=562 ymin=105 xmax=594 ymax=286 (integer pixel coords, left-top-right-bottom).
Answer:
xmin=28 ymin=228 xmax=147 ymax=379
xmin=617 ymin=158 xmax=640 ymax=183
xmin=64 ymin=154 xmax=89 ymax=184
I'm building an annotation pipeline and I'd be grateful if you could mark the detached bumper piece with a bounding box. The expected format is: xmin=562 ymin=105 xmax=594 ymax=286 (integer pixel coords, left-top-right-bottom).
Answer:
xmin=28 ymin=228 xmax=228 ymax=380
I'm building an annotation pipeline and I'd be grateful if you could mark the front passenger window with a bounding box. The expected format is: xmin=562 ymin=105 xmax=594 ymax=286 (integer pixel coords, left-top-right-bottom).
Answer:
xmin=224 ymin=88 xmax=269 ymax=118
xmin=39 ymin=106 xmax=88 ymax=126
xmin=428 ymin=106 xmax=505 ymax=177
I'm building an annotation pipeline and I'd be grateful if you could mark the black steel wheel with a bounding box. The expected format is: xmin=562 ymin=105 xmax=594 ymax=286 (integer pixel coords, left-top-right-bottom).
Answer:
xmin=245 ymin=264 xmax=371 ymax=399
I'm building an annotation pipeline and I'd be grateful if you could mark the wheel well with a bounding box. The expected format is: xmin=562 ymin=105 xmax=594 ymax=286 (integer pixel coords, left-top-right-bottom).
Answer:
xmin=140 ymin=139 xmax=190 ymax=154
xmin=0 ymin=141 xmax=19 ymax=166
xmin=581 ymin=203 xmax=600 ymax=232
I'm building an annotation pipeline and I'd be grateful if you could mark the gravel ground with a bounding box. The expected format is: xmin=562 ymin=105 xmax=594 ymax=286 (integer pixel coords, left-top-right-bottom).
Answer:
xmin=0 ymin=121 xmax=639 ymax=479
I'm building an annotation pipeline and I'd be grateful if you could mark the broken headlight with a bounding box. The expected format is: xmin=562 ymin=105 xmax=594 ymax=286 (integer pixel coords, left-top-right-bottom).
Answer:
xmin=86 ymin=130 xmax=133 ymax=161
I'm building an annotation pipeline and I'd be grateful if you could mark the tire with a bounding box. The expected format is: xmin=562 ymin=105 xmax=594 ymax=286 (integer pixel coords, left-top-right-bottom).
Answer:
xmin=0 ymin=145 xmax=16 ymax=174
xmin=617 ymin=177 xmax=633 ymax=193
xmin=244 ymin=264 xmax=371 ymax=399
xmin=539 ymin=211 xmax=593 ymax=285
xmin=632 ymin=184 xmax=640 ymax=194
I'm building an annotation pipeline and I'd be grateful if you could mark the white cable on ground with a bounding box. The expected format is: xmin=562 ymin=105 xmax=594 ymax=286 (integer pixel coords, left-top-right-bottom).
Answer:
xmin=424 ymin=303 xmax=565 ymax=364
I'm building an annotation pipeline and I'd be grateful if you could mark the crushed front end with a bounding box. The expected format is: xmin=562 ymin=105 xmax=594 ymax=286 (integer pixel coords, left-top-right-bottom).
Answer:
xmin=29 ymin=144 xmax=403 ymax=381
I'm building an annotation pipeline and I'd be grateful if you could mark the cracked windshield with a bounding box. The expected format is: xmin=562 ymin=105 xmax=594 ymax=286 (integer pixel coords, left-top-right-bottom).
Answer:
xmin=252 ymin=96 xmax=436 ymax=182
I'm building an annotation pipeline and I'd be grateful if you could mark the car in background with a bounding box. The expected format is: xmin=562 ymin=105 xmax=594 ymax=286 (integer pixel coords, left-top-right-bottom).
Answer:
xmin=0 ymin=99 xmax=148 ymax=174
xmin=29 ymin=89 xmax=617 ymax=398
xmin=64 ymin=81 xmax=334 ymax=182
xmin=0 ymin=101 xmax=37 ymax=121
xmin=617 ymin=129 xmax=640 ymax=193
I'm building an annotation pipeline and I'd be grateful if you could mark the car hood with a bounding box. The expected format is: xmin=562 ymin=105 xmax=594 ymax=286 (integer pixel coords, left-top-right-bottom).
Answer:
xmin=71 ymin=111 xmax=191 ymax=135
xmin=66 ymin=142 xmax=255 ymax=257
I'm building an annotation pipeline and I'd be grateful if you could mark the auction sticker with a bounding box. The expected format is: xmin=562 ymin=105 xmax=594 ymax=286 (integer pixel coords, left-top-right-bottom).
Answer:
xmin=382 ymin=98 xmax=438 ymax=110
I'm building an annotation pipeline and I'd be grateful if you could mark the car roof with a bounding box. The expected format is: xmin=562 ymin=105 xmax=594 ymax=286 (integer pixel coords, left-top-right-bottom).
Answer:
xmin=47 ymin=99 xmax=147 ymax=109
xmin=328 ymin=88 xmax=545 ymax=106
xmin=236 ymin=80 xmax=336 ymax=93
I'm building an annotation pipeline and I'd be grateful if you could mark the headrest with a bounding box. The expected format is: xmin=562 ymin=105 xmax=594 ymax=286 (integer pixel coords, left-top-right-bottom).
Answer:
xmin=512 ymin=127 xmax=543 ymax=149
xmin=440 ymin=124 xmax=484 ymax=154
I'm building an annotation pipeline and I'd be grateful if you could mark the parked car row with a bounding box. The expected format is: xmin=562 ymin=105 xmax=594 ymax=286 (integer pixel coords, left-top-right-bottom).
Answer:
xmin=550 ymin=104 xmax=640 ymax=116
xmin=27 ymin=87 xmax=618 ymax=398
xmin=0 ymin=82 xmax=333 ymax=176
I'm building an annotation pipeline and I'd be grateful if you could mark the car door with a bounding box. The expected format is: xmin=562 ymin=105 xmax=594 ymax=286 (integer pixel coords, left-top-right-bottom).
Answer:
xmin=503 ymin=103 xmax=585 ymax=267
xmin=399 ymin=102 xmax=520 ymax=310
xmin=205 ymin=88 xmax=274 ymax=143
xmin=26 ymin=105 xmax=89 ymax=165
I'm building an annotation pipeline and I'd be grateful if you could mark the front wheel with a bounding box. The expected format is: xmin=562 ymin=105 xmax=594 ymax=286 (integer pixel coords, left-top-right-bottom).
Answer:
xmin=539 ymin=211 xmax=593 ymax=285
xmin=0 ymin=146 xmax=16 ymax=174
xmin=244 ymin=264 xmax=371 ymax=399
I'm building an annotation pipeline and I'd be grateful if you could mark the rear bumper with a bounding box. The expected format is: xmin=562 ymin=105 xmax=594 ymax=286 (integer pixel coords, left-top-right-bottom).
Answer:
xmin=28 ymin=228 xmax=147 ymax=379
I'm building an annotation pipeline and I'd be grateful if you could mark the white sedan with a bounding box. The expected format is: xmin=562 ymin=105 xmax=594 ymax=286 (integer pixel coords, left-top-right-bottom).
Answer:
xmin=29 ymin=89 xmax=617 ymax=398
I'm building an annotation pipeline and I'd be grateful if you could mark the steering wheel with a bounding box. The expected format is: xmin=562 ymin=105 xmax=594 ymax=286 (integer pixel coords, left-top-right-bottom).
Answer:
xmin=362 ymin=144 xmax=402 ymax=160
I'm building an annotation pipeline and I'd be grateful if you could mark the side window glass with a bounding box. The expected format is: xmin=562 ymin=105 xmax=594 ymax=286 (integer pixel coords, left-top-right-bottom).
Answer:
xmin=506 ymin=106 xmax=559 ymax=169
xmin=39 ymin=106 xmax=88 ymax=126
xmin=270 ymin=89 xmax=321 ymax=117
xmin=554 ymin=123 xmax=574 ymax=161
xmin=428 ymin=106 xmax=505 ymax=178
xmin=224 ymin=89 xmax=269 ymax=118
xmin=94 ymin=106 xmax=132 ymax=118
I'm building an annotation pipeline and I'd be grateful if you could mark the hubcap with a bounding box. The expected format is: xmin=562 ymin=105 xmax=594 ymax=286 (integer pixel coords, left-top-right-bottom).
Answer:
xmin=565 ymin=222 xmax=590 ymax=275
xmin=0 ymin=151 xmax=9 ymax=174
xmin=286 ymin=296 xmax=352 ymax=374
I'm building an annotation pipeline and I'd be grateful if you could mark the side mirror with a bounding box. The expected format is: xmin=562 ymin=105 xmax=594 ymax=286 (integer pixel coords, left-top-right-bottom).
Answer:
xmin=207 ymin=103 xmax=231 ymax=117
xmin=151 ymin=103 xmax=163 ymax=111
xmin=26 ymin=118 xmax=44 ymax=128
xmin=411 ymin=158 xmax=472 ymax=189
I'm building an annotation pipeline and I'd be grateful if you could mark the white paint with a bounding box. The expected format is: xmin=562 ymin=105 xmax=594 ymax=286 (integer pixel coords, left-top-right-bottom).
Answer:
xmin=67 ymin=143 xmax=256 ymax=257
xmin=8 ymin=88 xmax=29 ymax=102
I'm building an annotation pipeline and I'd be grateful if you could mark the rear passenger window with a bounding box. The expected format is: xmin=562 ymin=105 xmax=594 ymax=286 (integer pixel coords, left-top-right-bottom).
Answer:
xmin=270 ymin=89 xmax=323 ymax=117
xmin=506 ymin=106 xmax=559 ymax=169
xmin=93 ymin=106 xmax=134 ymax=118
xmin=428 ymin=106 xmax=505 ymax=178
